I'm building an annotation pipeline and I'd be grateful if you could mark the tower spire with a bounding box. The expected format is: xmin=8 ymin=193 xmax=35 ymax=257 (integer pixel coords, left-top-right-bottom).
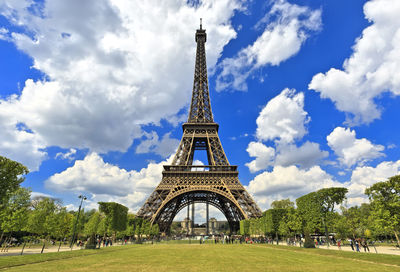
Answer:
xmin=188 ymin=21 xmax=213 ymax=123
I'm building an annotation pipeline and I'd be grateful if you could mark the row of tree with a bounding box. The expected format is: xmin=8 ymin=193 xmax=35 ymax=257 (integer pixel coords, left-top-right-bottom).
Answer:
xmin=0 ymin=156 xmax=159 ymax=248
xmin=1 ymin=155 xmax=399 ymax=248
xmin=240 ymin=175 xmax=400 ymax=248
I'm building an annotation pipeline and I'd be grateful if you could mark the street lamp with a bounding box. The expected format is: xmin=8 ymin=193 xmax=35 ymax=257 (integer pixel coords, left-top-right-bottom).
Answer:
xmin=70 ymin=195 xmax=87 ymax=249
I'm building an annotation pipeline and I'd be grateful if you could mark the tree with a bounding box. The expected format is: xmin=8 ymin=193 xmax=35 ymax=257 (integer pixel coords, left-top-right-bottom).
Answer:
xmin=125 ymin=213 xmax=136 ymax=238
xmin=240 ymin=220 xmax=250 ymax=236
xmin=0 ymin=187 xmax=31 ymax=243
xmin=271 ymin=199 xmax=294 ymax=209
xmin=249 ymin=217 xmax=263 ymax=236
xmin=150 ymin=224 xmax=159 ymax=237
xmin=317 ymin=187 xmax=348 ymax=245
xmin=296 ymin=192 xmax=321 ymax=248
xmin=296 ymin=187 xmax=347 ymax=247
xmin=365 ymin=175 xmax=400 ymax=245
xmin=134 ymin=217 xmax=144 ymax=241
xmin=142 ymin=220 xmax=151 ymax=237
xmin=27 ymin=197 xmax=62 ymax=238
xmin=54 ymin=208 xmax=74 ymax=240
xmin=264 ymin=208 xmax=287 ymax=243
xmin=335 ymin=204 xmax=371 ymax=240
xmin=98 ymin=202 xmax=128 ymax=241
xmin=279 ymin=207 xmax=302 ymax=238
xmin=84 ymin=212 xmax=103 ymax=249
xmin=0 ymin=156 xmax=29 ymax=216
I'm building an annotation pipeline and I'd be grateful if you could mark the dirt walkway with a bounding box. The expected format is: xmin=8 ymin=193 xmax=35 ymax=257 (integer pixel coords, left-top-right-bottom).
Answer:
xmin=0 ymin=245 xmax=83 ymax=256
xmin=281 ymin=242 xmax=400 ymax=256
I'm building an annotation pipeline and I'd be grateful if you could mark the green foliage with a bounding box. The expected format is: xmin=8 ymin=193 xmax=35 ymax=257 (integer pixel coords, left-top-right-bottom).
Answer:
xmin=318 ymin=188 xmax=348 ymax=214
xmin=271 ymin=198 xmax=294 ymax=209
xmin=27 ymin=197 xmax=63 ymax=237
xmin=54 ymin=208 xmax=74 ymax=239
xmin=124 ymin=213 xmax=136 ymax=237
xmin=264 ymin=208 xmax=287 ymax=237
xmin=142 ymin=220 xmax=151 ymax=236
xmin=134 ymin=217 xmax=144 ymax=237
xmin=296 ymin=187 xmax=348 ymax=238
xmin=150 ymin=224 xmax=159 ymax=236
xmin=296 ymin=192 xmax=323 ymax=234
xmin=335 ymin=204 xmax=372 ymax=239
xmin=240 ymin=219 xmax=250 ymax=236
xmin=0 ymin=187 xmax=31 ymax=233
xmin=98 ymin=202 xmax=128 ymax=232
xmin=84 ymin=212 xmax=103 ymax=249
xmin=0 ymin=156 xmax=29 ymax=210
xmin=84 ymin=212 xmax=102 ymax=236
xmin=279 ymin=207 xmax=302 ymax=237
xmin=366 ymin=175 xmax=400 ymax=244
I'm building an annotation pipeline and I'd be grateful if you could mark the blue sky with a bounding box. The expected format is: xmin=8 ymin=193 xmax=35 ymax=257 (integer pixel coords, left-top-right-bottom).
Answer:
xmin=1 ymin=0 xmax=399 ymax=221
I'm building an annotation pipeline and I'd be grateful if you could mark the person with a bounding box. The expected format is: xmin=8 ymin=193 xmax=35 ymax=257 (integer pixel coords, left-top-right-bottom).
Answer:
xmin=337 ymin=239 xmax=341 ymax=250
xmin=355 ymin=239 xmax=360 ymax=252
xmin=362 ymin=239 xmax=370 ymax=252
xmin=348 ymin=239 xmax=354 ymax=251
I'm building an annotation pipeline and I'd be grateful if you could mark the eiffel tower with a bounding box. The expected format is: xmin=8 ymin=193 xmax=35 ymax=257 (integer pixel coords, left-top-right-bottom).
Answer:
xmin=137 ymin=21 xmax=262 ymax=233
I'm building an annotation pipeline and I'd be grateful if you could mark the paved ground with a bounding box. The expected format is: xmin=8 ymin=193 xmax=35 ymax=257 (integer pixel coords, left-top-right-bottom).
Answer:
xmin=314 ymin=244 xmax=400 ymax=255
xmin=0 ymin=245 xmax=83 ymax=256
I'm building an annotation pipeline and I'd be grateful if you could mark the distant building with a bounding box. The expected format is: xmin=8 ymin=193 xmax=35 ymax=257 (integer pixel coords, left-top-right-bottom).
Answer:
xmin=178 ymin=218 xmax=229 ymax=235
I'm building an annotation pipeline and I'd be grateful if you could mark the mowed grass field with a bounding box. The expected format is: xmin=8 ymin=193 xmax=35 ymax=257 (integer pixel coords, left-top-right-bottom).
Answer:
xmin=1 ymin=244 xmax=400 ymax=272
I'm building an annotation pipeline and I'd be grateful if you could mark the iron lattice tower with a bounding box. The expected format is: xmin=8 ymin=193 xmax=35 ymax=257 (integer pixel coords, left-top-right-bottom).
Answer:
xmin=137 ymin=23 xmax=262 ymax=233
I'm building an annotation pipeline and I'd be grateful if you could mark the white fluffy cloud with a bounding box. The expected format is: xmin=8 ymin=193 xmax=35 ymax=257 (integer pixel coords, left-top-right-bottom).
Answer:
xmin=0 ymin=0 xmax=241 ymax=169
xmin=275 ymin=141 xmax=328 ymax=168
xmin=327 ymin=127 xmax=384 ymax=167
xmin=247 ymin=165 xmax=340 ymax=210
xmin=245 ymin=142 xmax=275 ymax=173
xmin=309 ymin=0 xmax=400 ymax=124
xmin=247 ymin=160 xmax=400 ymax=210
xmin=344 ymin=160 xmax=400 ymax=206
xmin=136 ymin=131 xmax=179 ymax=158
xmin=245 ymin=88 xmax=327 ymax=173
xmin=46 ymin=152 xmax=172 ymax=211
xmin=246 ymin=141 xmax=327 ymax=173
xmin=256 ymin=88 xmax=309 ymax=143
xmin=216 ymin=0 xmax=321 ymax=91
xmin=0 ymin=100 xmax=47 ymax=171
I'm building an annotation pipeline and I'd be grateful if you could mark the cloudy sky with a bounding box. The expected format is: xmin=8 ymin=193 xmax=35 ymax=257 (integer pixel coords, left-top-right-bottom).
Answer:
xmin=1 ymin=0 xmax=400 ymax=222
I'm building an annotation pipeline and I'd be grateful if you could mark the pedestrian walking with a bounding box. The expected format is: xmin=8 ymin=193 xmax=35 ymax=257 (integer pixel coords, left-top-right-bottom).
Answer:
xmin=337 ymin=239 xmax=341 ymax=250
xmin=348 ymin=239 xmax=354 ymax=251
xmin=355 ymin=239 xmax=360 ymax=252
xmin=362 ymin=239 xmax=370 ymax=252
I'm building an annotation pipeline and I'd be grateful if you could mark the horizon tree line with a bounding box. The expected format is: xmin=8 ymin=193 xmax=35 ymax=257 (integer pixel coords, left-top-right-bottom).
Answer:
xmin=1 ymin=155 xmax=399 ymax=249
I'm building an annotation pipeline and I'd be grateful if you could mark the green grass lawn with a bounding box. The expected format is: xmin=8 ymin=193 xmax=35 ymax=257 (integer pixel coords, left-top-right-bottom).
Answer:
xmin=1 ymin=244 xmax=399 ymax=272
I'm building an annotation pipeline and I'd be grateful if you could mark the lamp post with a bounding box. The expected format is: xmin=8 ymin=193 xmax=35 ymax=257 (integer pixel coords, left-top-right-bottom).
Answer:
xmin=70 ymin=195 xmax=87 ymax=249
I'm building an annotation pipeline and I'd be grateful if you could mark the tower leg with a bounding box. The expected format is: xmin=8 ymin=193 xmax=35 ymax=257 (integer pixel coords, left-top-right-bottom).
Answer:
xmin=191 ymin=202 xmax=195 ymax=236
xmin=187 ymin=204 xmax=190 ymax=235
xmin=206 ymin=200 xmax=209 ymax=236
